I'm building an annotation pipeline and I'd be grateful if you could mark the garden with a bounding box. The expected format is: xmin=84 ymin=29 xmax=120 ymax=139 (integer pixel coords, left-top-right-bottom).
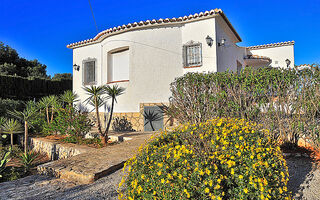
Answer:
xmin=0 ymin=84 xmax=127 ymax=183
xmin=119 ymin=66 xmax=320 ymax=199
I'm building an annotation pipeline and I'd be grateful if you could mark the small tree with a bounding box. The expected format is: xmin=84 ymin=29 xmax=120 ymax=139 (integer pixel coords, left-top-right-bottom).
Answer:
xmin=83 ymin=85 xmax=125 ymax=145
xmin=103 ymin=85 xmax=125 ymax=140
xmin=8 ymin=102 xmax=38 ymax=153
xmin=38 ymin=96 xmax=52 ymax=124
xmin=83 ymin=86 xmax=106 ymax=144
xmin=2 ymin=119 xmax=22 ymax=149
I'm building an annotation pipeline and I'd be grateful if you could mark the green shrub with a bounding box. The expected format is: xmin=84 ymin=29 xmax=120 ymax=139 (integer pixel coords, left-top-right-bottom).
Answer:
xmin=29 ymin=111 xmax=47 ymax=134
xmin=119 ymin=118 xmax=291 ymax=200
xmin=166 ymin=66 xmax=320 ymax=147
xmin=43 ymin=105 xmax=93 ymax=136
xmin=61 ymin=136 xmax=102 ymax=147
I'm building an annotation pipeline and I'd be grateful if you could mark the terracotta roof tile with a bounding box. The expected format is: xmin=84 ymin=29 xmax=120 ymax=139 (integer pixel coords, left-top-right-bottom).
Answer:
xmin=247 ymin=41 xmax=295 ymax=50
xmin=244 ymin=55 xmax=271 ymax=61
xmin=67 ymin=8 xmax=241 ymax=49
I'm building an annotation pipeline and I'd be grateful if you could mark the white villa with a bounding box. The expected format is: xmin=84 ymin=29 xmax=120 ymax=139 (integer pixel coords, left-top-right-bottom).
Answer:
xmin=68 ymin=8 xmax=295 ymax=131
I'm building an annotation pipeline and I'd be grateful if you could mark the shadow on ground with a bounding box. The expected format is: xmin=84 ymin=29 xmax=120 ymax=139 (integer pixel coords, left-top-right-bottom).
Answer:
xmin=286 ymin=157 xmax=320 ymax=199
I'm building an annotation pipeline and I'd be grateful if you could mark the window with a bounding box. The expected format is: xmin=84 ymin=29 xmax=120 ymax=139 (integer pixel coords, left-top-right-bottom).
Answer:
xmin=183 ymin=42 xmax=202 ymax=67
xmin=108 ymin=48 xmax=129 ymax=83
xmin=83 ymin=59 xmax=96 ymax=85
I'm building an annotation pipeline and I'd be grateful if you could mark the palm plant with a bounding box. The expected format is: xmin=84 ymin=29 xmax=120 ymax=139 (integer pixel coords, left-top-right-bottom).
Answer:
xmin=83 ymin=86 xmax=106 ymax=144
xmin=60 ymin=90 xmax=79 ymax=107
xmin=8 ymin=102 xmax=38 ymax=153
xmin=38 ymin=96 xmax=52 ymax=124
xmin=48 ymin=95 xmax=59 ymax=123
xmin=103 ymin=85 xmax=125 ymax=140
xmin=2 ymin=119 xmax=22 ymax=149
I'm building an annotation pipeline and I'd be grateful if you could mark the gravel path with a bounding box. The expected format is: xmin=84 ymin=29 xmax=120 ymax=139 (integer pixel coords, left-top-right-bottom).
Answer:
xmin=0 ymin=157 xmax=319 ymax=200
xmin=0 ymin=169 xmax=124 ymax=200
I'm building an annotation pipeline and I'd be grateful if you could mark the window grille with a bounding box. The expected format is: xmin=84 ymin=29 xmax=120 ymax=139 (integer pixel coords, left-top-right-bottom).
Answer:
xmin=183 ymin=42 xmax=202 ymax=67
xmin=83 ymin=60 xmax=96 ymax=85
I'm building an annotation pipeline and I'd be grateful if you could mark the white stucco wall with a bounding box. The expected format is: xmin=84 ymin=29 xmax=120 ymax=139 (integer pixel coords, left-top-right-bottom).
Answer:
xmin=73 ymin=43 xmax=101 ymax=104
xmin=181 ymin=18 xmax=218 ymax=74
xmin=73 ymin=25 xmax=185 ymax=113
xmin=215 ymin=17 xmax=246 ymax=72
xmin=248 ymin=45 xmax=295 ymax=68
xmin=72 ymin=16 xmax=294 ymax=114
xmin=72 ymin=18 xmax=223 ymax=113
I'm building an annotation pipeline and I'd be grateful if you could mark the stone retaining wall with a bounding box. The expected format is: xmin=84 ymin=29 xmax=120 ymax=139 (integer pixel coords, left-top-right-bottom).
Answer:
xmin=29 ymin=137 xmax=92 ymax=160
xmin=89 ymin=102 xmax=174 ymax=132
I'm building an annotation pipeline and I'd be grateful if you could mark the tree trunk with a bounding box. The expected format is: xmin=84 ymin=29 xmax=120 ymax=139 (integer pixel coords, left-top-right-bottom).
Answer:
xmin=10 ymin=133 xmax=13 ymax=149
xmin=104 ymin=98 xmax=115 ymax=143
xmin=24 ymin=121 xmax=28 ymax=154
xmin=46 ymin=107 xmax=50 ymax=124
xmin=95 ymin=97 xmax=105 ymax=145
xmin=51 ymin=109 xmax=54 ymax=123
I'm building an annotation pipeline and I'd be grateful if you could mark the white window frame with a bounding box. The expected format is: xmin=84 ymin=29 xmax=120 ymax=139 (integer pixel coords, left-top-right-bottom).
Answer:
xmin=183 ymin=41 xmax=203 ymax=67
xmin=107 ymin=47 xmax=130 ymax=83
xmin=82 ymin=58 xmax=97 ymax=85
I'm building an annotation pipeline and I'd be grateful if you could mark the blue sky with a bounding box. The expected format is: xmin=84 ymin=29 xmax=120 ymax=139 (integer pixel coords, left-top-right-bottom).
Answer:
xmin=1 ymin=0 xmax=319 ymax=76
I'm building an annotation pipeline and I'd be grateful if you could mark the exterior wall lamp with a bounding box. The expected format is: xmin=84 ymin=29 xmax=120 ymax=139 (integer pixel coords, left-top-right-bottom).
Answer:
xmin=73 ymin=64 xmax=80 ymax=71
xmin=218 ymin=38 xmax=226 ymax=47
xmin=206 ymin=35 xmax=214 ymax=47
xmin=285 ymin=59 xmax=291 ymax=67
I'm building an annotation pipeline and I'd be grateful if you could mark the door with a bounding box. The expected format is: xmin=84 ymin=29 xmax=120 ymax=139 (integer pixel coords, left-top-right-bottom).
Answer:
xmin=143 ymin=106 xmax=164 ymax=131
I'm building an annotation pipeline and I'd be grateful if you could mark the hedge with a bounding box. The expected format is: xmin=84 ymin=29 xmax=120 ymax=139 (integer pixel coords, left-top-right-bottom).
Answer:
xmin=0 ymin=75 xmax=72 ymax=100
xmin=166 ymin=66 xmax=320 ymax=147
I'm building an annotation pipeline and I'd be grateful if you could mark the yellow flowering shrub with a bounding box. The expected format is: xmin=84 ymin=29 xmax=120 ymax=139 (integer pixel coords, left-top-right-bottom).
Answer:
xmin=119 ymin=118 xmax=291 ymax=200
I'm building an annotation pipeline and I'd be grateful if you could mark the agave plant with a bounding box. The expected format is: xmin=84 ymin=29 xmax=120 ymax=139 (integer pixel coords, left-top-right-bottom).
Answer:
xmin=2 ymin=119 xmax=22 ymax=148
xmin=18 ymin=151 xmax=38 ymax=173
xmin=0 ymin=147 xmax=11 ymax=178
xmin=8 ymin=102 xmax=38 ymax=153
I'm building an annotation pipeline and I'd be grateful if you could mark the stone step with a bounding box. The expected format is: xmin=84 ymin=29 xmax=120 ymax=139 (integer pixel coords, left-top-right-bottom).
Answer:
xmin=37 ymin=132 xmax=154 ymax=184
xmin=37 ymin=152 xmax=126 ymax=184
